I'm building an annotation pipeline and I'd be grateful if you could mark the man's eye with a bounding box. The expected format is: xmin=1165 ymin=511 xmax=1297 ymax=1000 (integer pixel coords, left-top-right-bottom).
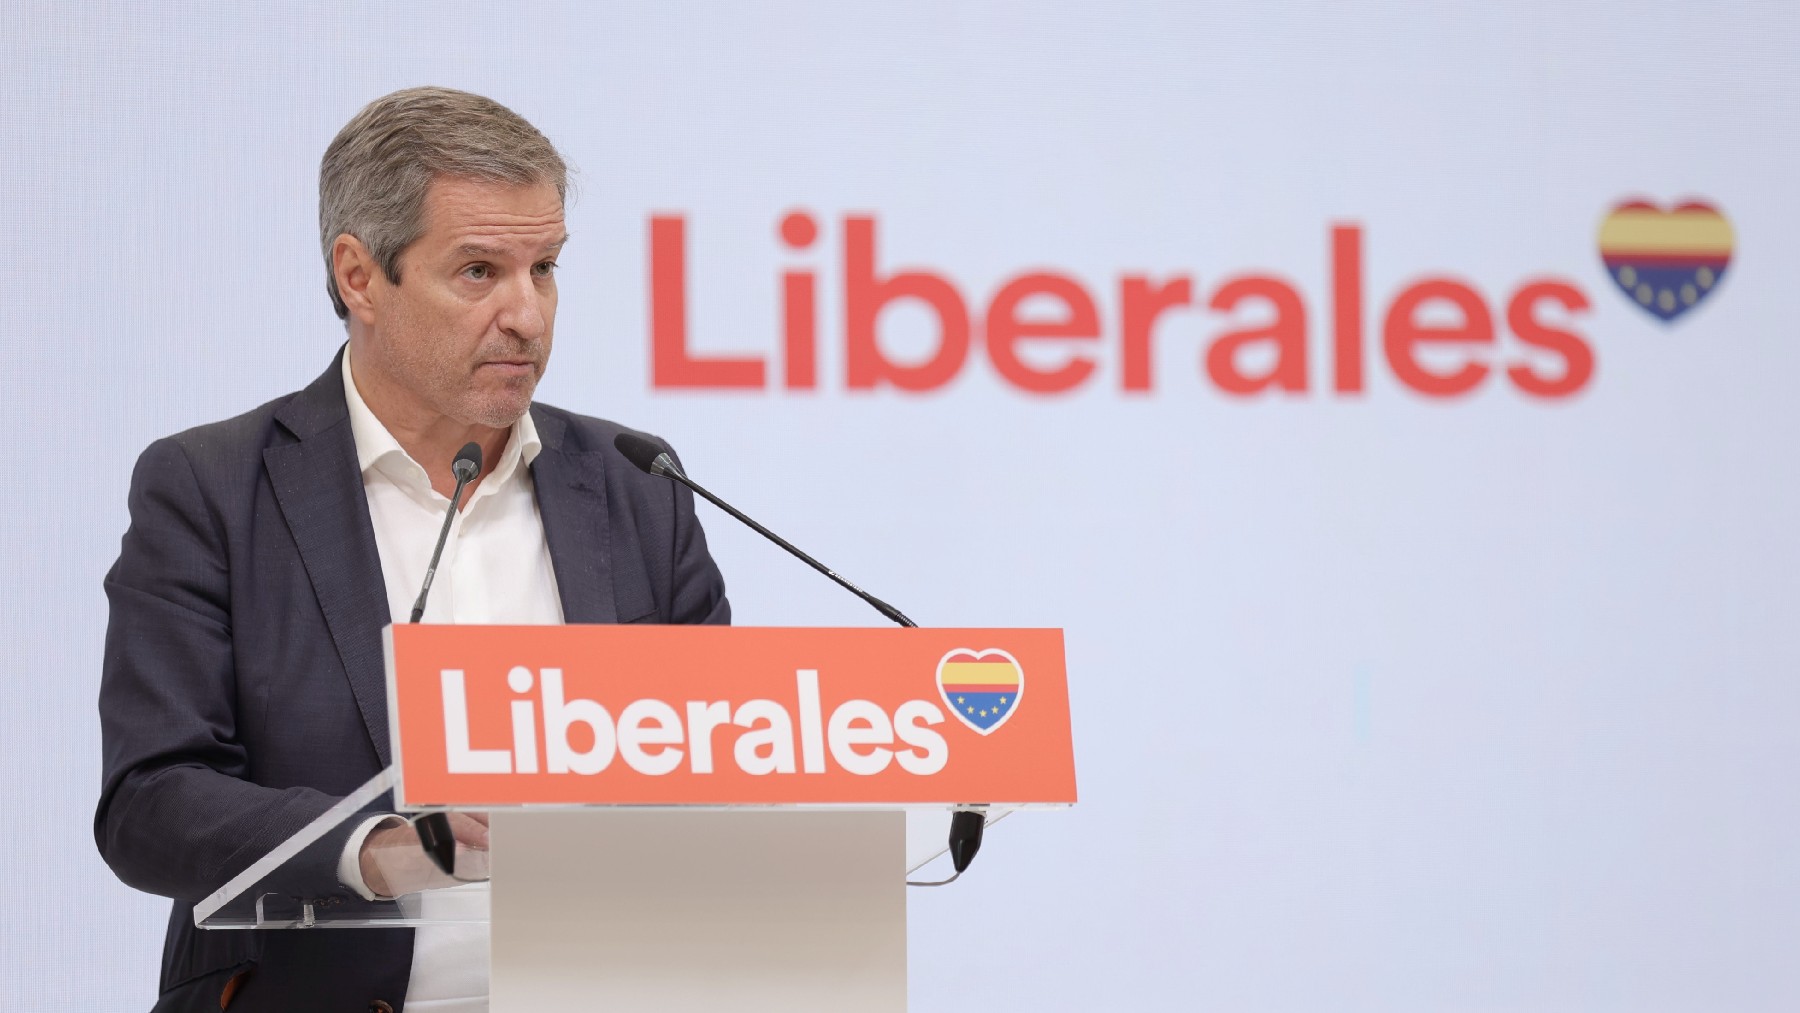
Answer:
xmin=464 ymin=264 xmax=491 ymax=281
xmin=533 ymin=260 xmax=558 ymax=277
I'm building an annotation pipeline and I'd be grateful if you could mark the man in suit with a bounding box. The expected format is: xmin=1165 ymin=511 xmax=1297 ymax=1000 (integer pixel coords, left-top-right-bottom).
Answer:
xmin=95 ymin=86 xmax=730 ymax=1011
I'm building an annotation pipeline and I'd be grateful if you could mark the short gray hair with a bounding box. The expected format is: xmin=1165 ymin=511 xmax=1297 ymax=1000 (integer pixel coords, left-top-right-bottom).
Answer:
xmin=319 ymin=86 xmax=568 ymax=319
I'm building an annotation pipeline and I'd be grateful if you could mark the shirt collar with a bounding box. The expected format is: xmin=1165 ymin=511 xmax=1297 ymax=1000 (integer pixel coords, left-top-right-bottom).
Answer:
xmin=341 ymin=345 xmax=542 ymax=497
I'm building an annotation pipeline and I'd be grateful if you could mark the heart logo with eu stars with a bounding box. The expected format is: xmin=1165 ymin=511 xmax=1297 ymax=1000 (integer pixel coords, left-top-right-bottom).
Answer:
xmin=1598 ymin=198 xmax=1733 ymax=323
xmin=936 ymin=648 xmax=1024 ymax=735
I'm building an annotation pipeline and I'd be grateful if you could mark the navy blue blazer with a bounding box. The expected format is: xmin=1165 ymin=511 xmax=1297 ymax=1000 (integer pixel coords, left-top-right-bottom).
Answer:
xmin=95 ymin=349 xmax=730 ymax=1011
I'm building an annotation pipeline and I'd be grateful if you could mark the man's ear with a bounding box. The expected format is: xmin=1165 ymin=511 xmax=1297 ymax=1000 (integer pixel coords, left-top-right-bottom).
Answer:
xmin=332 ymin=234 xmax=382 ymax=325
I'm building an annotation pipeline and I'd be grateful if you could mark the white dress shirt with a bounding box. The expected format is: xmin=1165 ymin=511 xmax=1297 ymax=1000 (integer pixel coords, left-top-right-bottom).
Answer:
xmin=334 ymin=348 xmax=565 ymax=1011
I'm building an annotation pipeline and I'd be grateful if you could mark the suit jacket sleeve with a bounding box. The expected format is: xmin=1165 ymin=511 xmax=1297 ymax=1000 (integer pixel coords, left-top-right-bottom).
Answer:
xmin=95 ymin=437 xmax=351 ymax=904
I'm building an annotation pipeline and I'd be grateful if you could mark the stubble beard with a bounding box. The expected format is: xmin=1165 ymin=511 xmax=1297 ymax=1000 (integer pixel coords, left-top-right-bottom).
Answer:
xmin=461 ymin=371 xmax=538 ymax=429
xmin=384 ymin=334 xmax=543 ymax=432
xmin=374 ymin=286 xmax=548 ymax=430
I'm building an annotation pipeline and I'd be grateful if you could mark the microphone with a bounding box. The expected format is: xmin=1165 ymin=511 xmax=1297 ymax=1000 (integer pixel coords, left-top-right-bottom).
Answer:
xmin=613 ymin=432 xmax=987 ymax=881
xmin=409 ymin=441 xmax=483 ymax=874
xmin=612 ymin=433 xmax=915 ymax=628
xmin=948 ymin=809 xmax=985 ymax=872
xmin=408 ymin=442 xmax=483 ymax=623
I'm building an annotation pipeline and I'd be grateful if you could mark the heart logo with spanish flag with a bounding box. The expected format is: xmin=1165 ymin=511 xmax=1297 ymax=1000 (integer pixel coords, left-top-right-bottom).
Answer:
xmin=936 ymin=648 xmax=1024 ymax=735
xmin=1598 ymin=199 xmax=1733 ymax=323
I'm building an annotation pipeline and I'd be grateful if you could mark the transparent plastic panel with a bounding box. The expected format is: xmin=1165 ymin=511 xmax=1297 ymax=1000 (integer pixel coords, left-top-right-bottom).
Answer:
xmin=194 ymin=766 xmax=1040 ymax=929
xmin=903 ymin=806 xmax=1019 ymax=875
xmin=194 ymin=767 xmax=491 ymax=929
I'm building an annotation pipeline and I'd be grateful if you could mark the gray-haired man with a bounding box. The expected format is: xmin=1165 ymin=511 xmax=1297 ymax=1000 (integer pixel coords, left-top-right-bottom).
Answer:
xmin=96 ymin=86 xmax=731 ymax=1011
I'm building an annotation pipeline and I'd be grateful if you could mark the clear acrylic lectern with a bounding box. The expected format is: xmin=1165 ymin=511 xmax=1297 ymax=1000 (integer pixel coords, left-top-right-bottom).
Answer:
xmin=192 ymin=623 xmax=1075 ymax=1011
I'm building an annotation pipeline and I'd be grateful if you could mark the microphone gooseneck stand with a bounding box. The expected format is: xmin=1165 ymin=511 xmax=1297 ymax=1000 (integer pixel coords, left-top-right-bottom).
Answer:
xmin=611 ymin=433 xmax=988 ymax=886
xmin=409 ymin=441 xmax=484 ymax=875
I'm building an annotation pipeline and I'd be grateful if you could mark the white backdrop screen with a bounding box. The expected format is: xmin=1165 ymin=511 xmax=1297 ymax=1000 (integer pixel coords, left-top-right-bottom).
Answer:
xmin=4 ymin=3 xmax=1799 ymax=1009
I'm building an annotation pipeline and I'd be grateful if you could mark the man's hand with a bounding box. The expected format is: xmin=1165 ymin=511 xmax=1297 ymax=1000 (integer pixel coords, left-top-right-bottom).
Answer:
xmin=359 ymin=812 xmax=490 ymax=899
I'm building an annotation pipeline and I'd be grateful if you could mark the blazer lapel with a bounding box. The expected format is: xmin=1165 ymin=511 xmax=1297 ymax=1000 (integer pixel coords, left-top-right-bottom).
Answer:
xmin=530 ymin=407 xmax=618 ymax=625
xmin=264 ymin=350 xmax=395 ymax=762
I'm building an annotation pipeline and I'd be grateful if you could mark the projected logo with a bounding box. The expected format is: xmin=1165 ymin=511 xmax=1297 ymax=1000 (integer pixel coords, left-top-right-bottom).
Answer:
xmin=937 ymin=648 xmax=1024 ymax=735
xmin=649 ymin=213 xmax=1600 ymax=399
xmin=1598 ymin=199 xmax=1733 ymax=323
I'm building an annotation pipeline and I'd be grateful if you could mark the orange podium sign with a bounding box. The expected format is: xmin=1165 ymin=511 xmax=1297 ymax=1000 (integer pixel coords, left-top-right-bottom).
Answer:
xmin=384 ymin=624 xmax=1077 ymax=808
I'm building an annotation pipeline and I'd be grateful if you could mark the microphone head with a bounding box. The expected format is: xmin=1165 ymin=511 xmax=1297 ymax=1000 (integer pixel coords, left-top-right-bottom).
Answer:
xmin=452 ymin=441 xmax=482 ymax=483
xmin=613 ymin=432 xmax=680 ymax=478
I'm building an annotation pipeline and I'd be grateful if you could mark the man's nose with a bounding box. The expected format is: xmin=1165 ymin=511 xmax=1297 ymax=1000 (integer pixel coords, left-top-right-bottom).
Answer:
xmin=495 ymin=271 xmax=549 ymax=340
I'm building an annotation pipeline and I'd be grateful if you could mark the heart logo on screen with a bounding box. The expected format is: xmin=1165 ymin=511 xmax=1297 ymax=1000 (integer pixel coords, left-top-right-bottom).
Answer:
xmin=1597 ymin=199 xmax=1733 ymax=323
xmin=936 ymin=648 xmax=1024 ymax=735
